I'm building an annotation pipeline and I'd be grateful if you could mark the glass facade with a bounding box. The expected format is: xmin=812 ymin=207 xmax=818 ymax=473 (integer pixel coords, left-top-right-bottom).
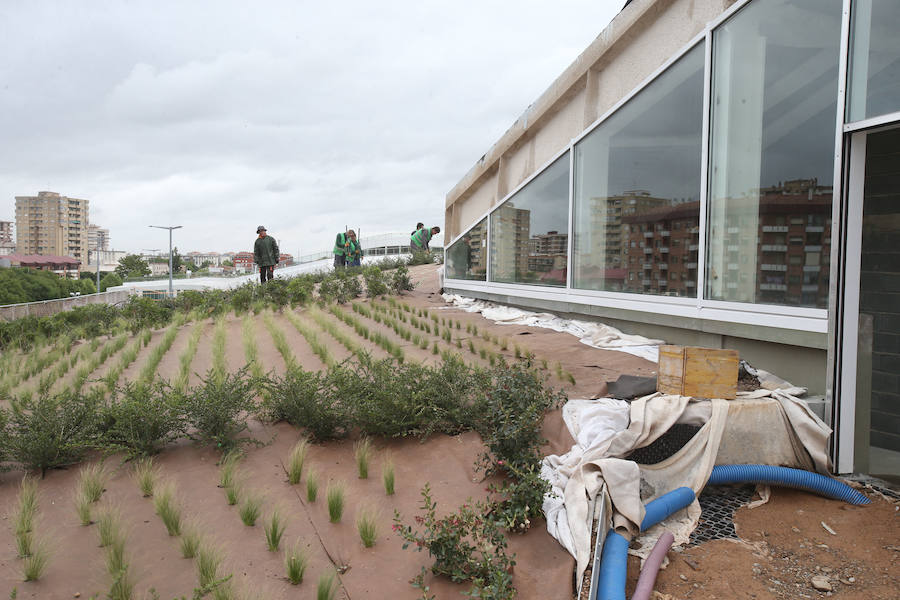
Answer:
xmin=848 ymin=0 xmax=900 ymax=122
xmin=445 ymin=218 xmax=487 ymax=281
xmin=489 ymin=155 xmax=569 ymax=286
xmin=572 ymin=44 xmax=704 ymax=297
xmin=705 ymin=0 xmax=842 ymax=308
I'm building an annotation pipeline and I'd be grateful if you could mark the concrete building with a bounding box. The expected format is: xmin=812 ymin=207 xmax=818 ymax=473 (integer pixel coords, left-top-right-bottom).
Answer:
xmin=5 ymin=253 xmax=81 ymax=278
xmin=87 ymin=224 xmax=110 ymax=252
xmin=15 ymin=191 xmax=90 ymax=266
xmin=443 ymin=0 xmax=900 ymax=477
xmin=0 ymin=220 xmax=14 ymax=256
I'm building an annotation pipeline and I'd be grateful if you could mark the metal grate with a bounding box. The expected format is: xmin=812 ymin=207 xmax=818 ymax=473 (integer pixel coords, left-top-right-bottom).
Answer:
xmin=688 ymin=484 xmax=756 ymax=546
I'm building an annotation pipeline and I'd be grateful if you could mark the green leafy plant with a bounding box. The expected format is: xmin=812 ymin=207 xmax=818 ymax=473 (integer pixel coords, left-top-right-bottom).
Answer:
xmin=356 ymin=506 xmax=379 ymax=548
xmin=326 ymin=483 xmax=345 ymax=523
xmin=286 ymin=438 xmax=309 ymax=485
xmin=354 ymin=437 xmax=371 ymax=479
xmin=181 ymin=367 xmax=256 ymax=451
xmin=260 ymin=367 xmax=348 ymax=441
xmin=264 ymin=510 xmax=286 ymax=552
xmin=284 ymin=539 xmax=308 ymax=585
xmin=394 ymin=484 xmax=516 ymax=599
xmin=7 ymin=388 xmax=104 ymax=476
xmin=102 ymin=380 xmax=186 ymax=457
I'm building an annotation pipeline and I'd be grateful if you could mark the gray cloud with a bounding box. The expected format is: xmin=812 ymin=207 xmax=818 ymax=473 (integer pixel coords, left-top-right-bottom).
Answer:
xmin=0 ymin=0 xmax=625 ymax=255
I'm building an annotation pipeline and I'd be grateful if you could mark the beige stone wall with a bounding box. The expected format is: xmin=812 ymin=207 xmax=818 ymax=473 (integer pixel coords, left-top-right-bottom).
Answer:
xmin=445 ymin=0 xmax=738 ymax=240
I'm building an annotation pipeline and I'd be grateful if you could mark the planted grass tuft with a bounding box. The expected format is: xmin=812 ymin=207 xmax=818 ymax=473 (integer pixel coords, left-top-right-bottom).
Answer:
xmin=316 ymin=571 xmax=338 ymax=600
xmin=75 ymin=490 xmax=93 ymax=526
xmin=286 ymin=438 xmax=309 ymax=485
xmin=284 ymin=539 xmax=308 ymax=585
xmin=180 ymin=524 xmax=202 ymax=559
xmin=21 ymin=538 xmax=50 ymax=581
xmin=356 ymin=507 xmax=378 ymax=548
xmin=196 ymin=545 xmax=224 ymax=589
xmin=239 ymin=494 xmax=263 ymax=526
xmin=14 ymin=477 xmax=38 ymax=536
xmin=97 ymin=506 xmax=123 ymax=548
xmin=354 ymin=437 xmax=371 ymax=479
xmin=77 ymin=462 xmax=108 ymax=503
xmin=306 ymin=470 xmax=319 ymax=503
xmin=154 ymin=483 xmax=182 ymax=536
xmin=326 ymin=483 xmax=345 ymax=523
xmin=264 ymin=510 xmax=286 ymax=552
xmin=225 ymin=483 xmax=242 ymax=506
xmin=381 ymin=456 xmax=395 ymax=496
xmin=133 ymin=457 xmax=158 ymax=497
xmin=219 ymin=450 xmax=242 ymax=489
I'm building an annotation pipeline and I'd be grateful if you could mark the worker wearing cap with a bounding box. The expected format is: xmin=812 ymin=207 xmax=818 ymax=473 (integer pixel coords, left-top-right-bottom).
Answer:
xmin=254 ymin=225 xmax=279 ymax=283
xmin=334 ymin=229 xmax=361 ymax=268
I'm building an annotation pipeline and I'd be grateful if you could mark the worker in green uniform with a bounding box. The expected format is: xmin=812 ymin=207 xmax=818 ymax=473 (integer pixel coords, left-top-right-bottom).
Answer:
xmin=410 ymin=225 xmax=440 ymax=253
xmin=333 ymin=229 xmax=361 ymax=268
xmin=253 ymin=225 xmax=280 ymax=283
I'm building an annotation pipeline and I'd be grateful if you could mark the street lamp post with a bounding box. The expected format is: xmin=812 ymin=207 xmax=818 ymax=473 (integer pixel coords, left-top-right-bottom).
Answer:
xmin=149 ymin=225 xmax=183 ymax=296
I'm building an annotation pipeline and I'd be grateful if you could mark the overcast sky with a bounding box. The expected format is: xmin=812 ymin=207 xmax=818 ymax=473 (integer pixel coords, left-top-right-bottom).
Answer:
xmin=0 ymin=0 xmax=626 ymax=256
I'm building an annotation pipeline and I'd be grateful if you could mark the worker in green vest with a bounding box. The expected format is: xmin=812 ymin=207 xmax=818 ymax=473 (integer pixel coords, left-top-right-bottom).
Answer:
xmin=410 ymin=225 xmax=440 ymax=253
xmin=333 ymin=229 xmax=361 ymax=268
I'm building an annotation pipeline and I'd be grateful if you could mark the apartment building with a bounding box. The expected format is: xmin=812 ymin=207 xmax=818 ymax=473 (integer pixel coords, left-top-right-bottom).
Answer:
xmin=15 ymin=191 xmax=90 ymax=266
xmin=0 ymin=221 xmax=14 ymax=256
xmin=87 ymin=224 xmax=110 ymax=252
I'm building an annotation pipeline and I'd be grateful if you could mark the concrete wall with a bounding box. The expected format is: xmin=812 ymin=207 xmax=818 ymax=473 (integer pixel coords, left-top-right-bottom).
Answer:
xmin=0 ymin=290 xmax=134 ymax=321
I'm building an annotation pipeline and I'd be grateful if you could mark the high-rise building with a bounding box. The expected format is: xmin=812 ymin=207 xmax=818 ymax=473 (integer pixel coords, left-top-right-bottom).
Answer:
xmin=88 ymin=224 xmax=110 ymax=252
xmin=15 ymin=191 xmax=90 ymax=266
xmin=0 ymin=220 xmax=14 ymax=255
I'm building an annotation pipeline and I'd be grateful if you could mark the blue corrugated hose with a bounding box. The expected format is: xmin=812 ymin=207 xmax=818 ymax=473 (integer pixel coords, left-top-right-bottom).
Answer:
xmin=708 ymin=464 xmax=870 ymax=505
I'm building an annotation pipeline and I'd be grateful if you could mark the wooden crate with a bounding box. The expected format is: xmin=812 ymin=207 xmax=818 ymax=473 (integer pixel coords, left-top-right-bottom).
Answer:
xmin=657 ymin=345 xmax=739 ymax=399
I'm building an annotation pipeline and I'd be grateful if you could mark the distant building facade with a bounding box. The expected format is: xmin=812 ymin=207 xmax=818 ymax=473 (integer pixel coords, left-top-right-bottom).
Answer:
xmin=0 ymin=220 xmax=14 ymax=256
xmin=87 ymin=224 xmax=110 ymax=252
xmin=15 ymin=191 xmax=90 ymax=266
xmin=5 ymin=253 xmax=81 ymax=278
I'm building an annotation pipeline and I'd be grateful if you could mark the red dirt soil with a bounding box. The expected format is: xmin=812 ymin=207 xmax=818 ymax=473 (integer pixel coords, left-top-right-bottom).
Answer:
xmin=1 ymin=264 xmax=897 ymax=599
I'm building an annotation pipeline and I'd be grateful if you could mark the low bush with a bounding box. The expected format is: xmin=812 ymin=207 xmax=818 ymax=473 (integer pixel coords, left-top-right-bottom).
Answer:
xmin=362 ymin=266 xmax=389 ymax=297
xmin=394 ymin=483 xmax=515 ymax=600
xmin=390 ymin=264 xmax=415 ymax=295
xmin=181 ymin=367 xmax=256 ymax=451
xmin=7 ymin=389 xmax=104 ymax=476
xmin=260 ymin=367 xmax=348 ymax=441
xmin=101 ymin=380 xmax=186 ymax=457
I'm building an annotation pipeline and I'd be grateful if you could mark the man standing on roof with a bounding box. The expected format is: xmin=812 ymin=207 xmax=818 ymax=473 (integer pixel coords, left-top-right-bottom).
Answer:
xmin=334 ymin=229 xmax=361 ymax=268
xmin=410 ymin=225 xmax=440 ymax=253
xmin=254 ymin=225 xmax=279 ymax=283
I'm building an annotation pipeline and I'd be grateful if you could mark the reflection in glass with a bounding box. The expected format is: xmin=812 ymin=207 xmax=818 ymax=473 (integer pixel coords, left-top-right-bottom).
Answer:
xmin=489 ymin=155 xmax=569 ymax=286
xmin=445 ymin=218 xmax=487 ymax=280
xmin=572 ymin=44 xmax=704 ymax=297
xmin=848 ymin=0 xmax=900 ymax=122
xmin=706 ymin=0 xmax=841 ymax=308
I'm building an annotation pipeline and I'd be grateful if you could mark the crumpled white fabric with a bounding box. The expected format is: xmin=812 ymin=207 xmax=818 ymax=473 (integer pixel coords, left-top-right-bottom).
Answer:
xmin=441 ymin=294 xmax=663 ymax=359
xmin=541 ymin=388 xmax=832 ymax=594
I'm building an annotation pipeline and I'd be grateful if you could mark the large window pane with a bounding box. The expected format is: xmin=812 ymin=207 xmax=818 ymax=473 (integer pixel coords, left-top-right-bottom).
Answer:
xmin=572 ymin=45 xmax=704 ymax=297
xmin=445 ymin=218 xmax=487 ymax=280
xmin=848 ymin=0 xmax=900 ymax=122
xmin=706 ymin=0 xmax=841 ymax=308
xmin=489 ymin=155 xmax=569 ymax=286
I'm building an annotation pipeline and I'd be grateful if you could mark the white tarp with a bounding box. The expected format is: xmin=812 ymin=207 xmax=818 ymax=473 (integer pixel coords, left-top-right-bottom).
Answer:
xmin=541 ymin=389 xmax=832 ymax=591
xmin=441 ymin=294 xmax=663 ymax=361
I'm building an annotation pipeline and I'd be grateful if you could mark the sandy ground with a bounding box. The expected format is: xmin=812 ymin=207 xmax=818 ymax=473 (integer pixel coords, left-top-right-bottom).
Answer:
xmin=1 ymin=263 xmax=897 ymax=599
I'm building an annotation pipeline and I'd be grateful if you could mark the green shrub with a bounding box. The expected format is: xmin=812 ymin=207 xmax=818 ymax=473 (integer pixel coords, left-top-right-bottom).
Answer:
xmin=101 ymin=380 xmax=185 ymax=457
xmin=260 ymin=367 xmax=348 ymax=441
xmin=362 ymin=266 xmax=389 ymax=297
xmin=390 ymin=264 xmax=415 ymax=295
xmin=7 ymin=389 xmax=104 ymax=476
xmin=181 ymin=367 xmax=256 ymax=451
xmin=394 ymin=483 xmax=515 ymax=599
xmin=121 ymin=295 xmax=174 ymax=334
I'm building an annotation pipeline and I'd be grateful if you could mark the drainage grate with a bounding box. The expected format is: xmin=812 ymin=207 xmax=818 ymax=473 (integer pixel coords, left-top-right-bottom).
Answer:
xmin=688 ymin=484 xmax=756 ymax=546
